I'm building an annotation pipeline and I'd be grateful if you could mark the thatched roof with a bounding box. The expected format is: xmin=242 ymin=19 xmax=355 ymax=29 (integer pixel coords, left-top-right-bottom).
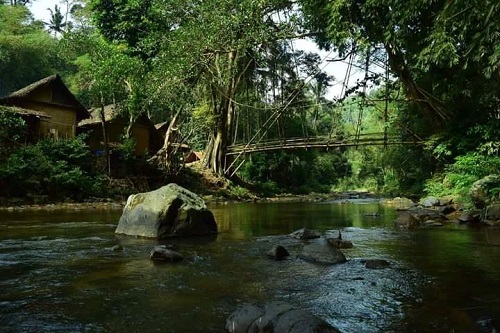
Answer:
xmin=78 ymin=105 xmax=121 ymax=126
xmin=2 ymin=75 xmax=58 ymax=99
xmin=0 ymin=105 xmax=50 ymax=118
xmin=0 ymin=74 xmax=89 ymax=121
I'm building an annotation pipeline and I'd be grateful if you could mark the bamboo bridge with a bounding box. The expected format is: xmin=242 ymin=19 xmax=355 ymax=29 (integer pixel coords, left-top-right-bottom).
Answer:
xmin=226 ymin=132 xmax=421 ymax=155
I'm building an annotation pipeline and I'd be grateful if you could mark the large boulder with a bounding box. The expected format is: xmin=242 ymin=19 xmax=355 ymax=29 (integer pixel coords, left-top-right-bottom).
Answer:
xmin=470 ymin=175 xmax=500 ymax=209
xmin=408 ymin=206 xmax=445 ymax=222
xmin=420 ymin=196 xmax=440 ymax=207
xmin=394 ymin=211 xmax=420 ymax=229
xmin=484 ymin=203 xmax=500 ymax=221
xmin=298 ymin=238 xmax=347 ymax=265
xmin=115 ymin=183 xmax=217 ymax=238
xmin=225 ymin=302 xmax=341 ymax=333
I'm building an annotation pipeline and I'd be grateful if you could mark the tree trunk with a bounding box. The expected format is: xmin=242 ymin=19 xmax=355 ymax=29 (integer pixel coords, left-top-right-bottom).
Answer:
xmin=99 ymin=102 xmax=110 ymax=176
xmin=149 ymin=110 xmax=180 ymax=173
xmin=203 ymin=51 xmax=237 ymax=175
xmin=203 ymin=96 xmax=229 ymax=175
xmin=384 ymin=43 xmax=448 ymax=129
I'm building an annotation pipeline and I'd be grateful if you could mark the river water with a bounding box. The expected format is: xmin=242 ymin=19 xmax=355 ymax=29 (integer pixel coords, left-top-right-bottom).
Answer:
xmin=1 ymin=200 xmax=500 ymax=332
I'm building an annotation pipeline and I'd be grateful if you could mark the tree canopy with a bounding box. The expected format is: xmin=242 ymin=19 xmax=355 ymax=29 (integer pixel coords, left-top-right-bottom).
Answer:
xmin=0 ymin=0 xmax=498 ymax=197
xmin=0 ymin=4 xmax=72 ymax=96
xmin=300 ymin=0 xmax=499 ymax=130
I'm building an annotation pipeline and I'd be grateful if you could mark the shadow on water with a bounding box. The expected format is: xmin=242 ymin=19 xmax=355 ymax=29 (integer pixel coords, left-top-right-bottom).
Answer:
xmin=1 ymin=202 xmax=500 ymax=332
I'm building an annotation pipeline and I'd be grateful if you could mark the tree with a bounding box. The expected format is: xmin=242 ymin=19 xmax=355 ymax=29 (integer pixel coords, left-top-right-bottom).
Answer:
xmin=299 ymin=0 xmax=500 ymax=132
xmin=63 ymin=30 xmax=144 ymax=174
xmin=0 ymin=5 xmax=70 ymax=96
xmin=93 ymin=0 xmax=320 ymax=174
xmin=0 ymin=107 xmax=27 ymax=161
xmin=91 ymin=0 xmax=305 ymax=175
xmin=7 ymin=0 xmax=32 ymax=6
xmin=46 ymin=5 xmax=66 ymax=37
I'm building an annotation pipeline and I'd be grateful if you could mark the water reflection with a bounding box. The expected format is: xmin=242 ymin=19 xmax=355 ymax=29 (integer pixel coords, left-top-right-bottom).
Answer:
xmin=0 ymin=202 xmax=499 ymax=332
xmin=209 ymin=201 xmax=397 ymax=239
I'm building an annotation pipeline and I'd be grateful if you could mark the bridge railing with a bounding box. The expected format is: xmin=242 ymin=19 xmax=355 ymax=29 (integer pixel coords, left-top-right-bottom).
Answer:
xmin=226 ymin=133 xmax=421 ymax=155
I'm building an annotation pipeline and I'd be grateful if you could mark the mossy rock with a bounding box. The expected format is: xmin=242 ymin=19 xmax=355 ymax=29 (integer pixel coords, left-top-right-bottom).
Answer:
xmin=115 ymin=183 xmax=217 ymax=238
xmin=470 ymin=175 xmax=500 ymax=209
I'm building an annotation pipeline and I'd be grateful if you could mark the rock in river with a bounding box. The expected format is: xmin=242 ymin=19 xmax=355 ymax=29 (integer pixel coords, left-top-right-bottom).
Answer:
xmin=150 ymin=245 xmax=183 ymax=262
xmin=364 ymin=259 xmax=391 ymax=269
xmin=325 ymin=231 xmax=354 ymax=249
xmin=470 ymin=175 xmax=500 ymax=208
xmin=289 ymin=228 xmax=321 ymax=240
xmin=115 ymin=183 xmax=218 ymax=238
xmin=394 ymin=211 xmax=420 ymax=229
xmin=298 ymin=237 xmax=347 ymax=265
xmin=267 ymin=245 xmax=290 ymax=260
xmin=225 ymin=302 xmax=341 ymax=333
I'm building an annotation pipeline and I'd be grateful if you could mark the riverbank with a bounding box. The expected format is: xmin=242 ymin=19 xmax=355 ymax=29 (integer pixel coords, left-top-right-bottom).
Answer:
xmin=0 ymin=200 xmax=126 ymax=211
xmin=0 ymin=190 xmax=375 ymax=210
xmin=0 ymin=162 xmax=382 ymax=210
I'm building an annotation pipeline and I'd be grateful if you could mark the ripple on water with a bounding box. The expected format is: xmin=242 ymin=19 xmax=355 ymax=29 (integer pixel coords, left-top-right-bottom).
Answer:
xmin=252 ymin=228 xmax=427 ymax=332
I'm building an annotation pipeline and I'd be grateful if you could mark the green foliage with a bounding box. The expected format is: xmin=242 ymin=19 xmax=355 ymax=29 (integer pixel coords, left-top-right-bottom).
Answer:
xmin=240 ymin=150 xmax=350 ymax=194
xmin=224 ymin=185 xmax=252 ymax=200
xmin=90 ymin=0 xmax=308 ymax=173
xmin=116 ymin=137 xmax=137 ymax=164
xmin=300 ymin=0 xmax=500 ymax=135
xmin=46 ymin=5 xmax=66 ymax=36
xmin=255 ymin=180 xmax=280 ymax=196
xmin=0 ymin=5 xmax=72 ymax=96
xmin=425 ymin=150 xmax=500 ymax=205
xmin=0 ymin=136 xmax=106 ymax=200
xmin=63 ymin=31 xmax=143 ymax=109
xmin=0 ymin=109 xmax=27 ymax=159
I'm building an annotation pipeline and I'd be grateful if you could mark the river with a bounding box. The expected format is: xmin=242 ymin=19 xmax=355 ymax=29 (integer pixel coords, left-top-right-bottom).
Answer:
xmin=1 ymin=200 xmax=500 ymax=332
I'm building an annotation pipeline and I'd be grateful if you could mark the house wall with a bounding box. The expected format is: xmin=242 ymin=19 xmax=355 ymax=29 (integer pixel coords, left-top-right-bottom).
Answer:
xmin=24 ymin=102 xmax=77 ymax=139
xmin=13 ymin=86 xmax=78 ymax=139
xmin=131 ymin=124 xmax=150 ymax=155
xmin=84 ymin=121 xmax=151 ymax=156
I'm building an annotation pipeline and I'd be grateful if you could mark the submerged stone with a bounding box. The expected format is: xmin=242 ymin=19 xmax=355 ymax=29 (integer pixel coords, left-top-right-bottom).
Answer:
xmin=298 ymin=238 xmax=347 ymax=265
xmin=150 ymin=245 xmax=183 ymax=262
xmin=364 ymin=259 xmax=391 ymax=269
xmin=325 ymin=231 xmax=354 ymax=249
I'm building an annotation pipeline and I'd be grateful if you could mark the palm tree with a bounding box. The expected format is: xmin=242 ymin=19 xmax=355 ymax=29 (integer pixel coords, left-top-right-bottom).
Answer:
xmin=46 ymin=5 xmax=66 ymax=37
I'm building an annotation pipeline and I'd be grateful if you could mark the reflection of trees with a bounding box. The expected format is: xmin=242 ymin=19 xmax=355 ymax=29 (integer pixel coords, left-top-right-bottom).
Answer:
xmin=387 ymin=228 xmax=500 ymax=331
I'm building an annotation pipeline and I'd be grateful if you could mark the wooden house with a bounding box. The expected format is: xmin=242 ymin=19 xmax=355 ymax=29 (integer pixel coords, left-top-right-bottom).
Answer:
xmin=0 ymin=74 xmax=89 ymax=141
xmin=78 ymin=105 xmax=163 ymax=156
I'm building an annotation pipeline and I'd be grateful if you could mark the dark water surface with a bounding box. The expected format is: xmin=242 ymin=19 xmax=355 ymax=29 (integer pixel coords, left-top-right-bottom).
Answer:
xmin=1 ymin=201 xmax=500 ymax=332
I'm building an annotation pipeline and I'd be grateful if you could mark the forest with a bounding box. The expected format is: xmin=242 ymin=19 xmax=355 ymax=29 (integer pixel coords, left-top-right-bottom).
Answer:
xmin=0 ymin=0 xmax=499 ymax=206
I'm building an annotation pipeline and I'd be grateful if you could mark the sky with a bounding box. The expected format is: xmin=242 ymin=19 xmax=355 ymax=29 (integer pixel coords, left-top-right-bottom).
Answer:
xmin=28 ymin=0 xmax=359 ymax=100
xmin=29 ymin=0 xmax=59 ymax=23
